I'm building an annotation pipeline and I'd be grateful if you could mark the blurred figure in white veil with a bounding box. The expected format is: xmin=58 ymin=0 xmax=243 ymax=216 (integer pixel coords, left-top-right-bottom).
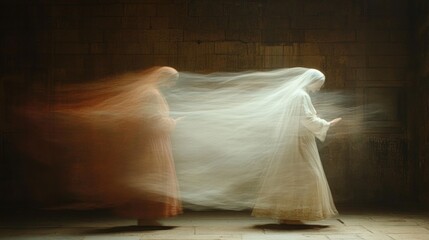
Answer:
xmin=251 ymin=69 xmax=341 ymax=223
xmin=166 ymin=68 xmax=345 ymax=218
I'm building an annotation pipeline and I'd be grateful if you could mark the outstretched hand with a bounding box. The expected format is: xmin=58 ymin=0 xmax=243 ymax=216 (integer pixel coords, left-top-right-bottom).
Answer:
xmin=329 ymin=117 xmax=342 ymax=126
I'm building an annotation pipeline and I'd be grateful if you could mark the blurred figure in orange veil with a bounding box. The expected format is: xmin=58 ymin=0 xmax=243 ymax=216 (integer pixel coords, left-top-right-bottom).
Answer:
xmin=12 ymin=66 xmax=182 ymax=226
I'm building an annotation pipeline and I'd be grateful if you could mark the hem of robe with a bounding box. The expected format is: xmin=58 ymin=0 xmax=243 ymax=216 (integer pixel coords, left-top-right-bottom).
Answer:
xmin=251 ymin=208 xmax=338 ymax=221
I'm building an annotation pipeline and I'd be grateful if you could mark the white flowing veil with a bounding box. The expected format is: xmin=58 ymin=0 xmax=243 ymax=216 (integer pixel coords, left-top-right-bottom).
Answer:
xmin=165 ymin=67 xmax=354 ymax=210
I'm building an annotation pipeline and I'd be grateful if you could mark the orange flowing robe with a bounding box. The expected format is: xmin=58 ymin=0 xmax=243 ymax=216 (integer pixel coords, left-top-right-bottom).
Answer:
xmin=113 ymin=88 xmax=182 ymax=219
xmin=14 ymin=67 xmax=182 ymax=219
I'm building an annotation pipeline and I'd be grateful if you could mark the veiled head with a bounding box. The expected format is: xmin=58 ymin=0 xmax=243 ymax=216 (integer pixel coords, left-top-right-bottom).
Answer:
xmin=305 ymin=69 xmax=325 ymax=93
xmin=156 ymin=66 xmax=179 ymax=86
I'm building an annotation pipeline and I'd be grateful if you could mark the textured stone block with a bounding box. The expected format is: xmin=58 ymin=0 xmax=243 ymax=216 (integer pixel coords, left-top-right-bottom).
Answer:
xmin=87 ymin=16 xmax=122 ymax=29
xmin=140 ymin=29 xmax=171 ymax=42
xmin=390 ymin=30 xmax=409 ymax=42
xmin=284 ymin=56 xmax=325 ymax=70
xmin=124 ymin=4 xmax=156 ymax=16
xmin=105 ymin=42 xmax=152 ymax=54
xmin=333 ymin=43 xmax=368 ymax=56
xmin=368 ymin=56 xmax=409 ymax=67
xmin=102 ymin=4 xmax=123 ymax=16
xmin=357 ymin=30 xmax=391 ymax=42
xmin=237 ymin=30 xmax=262 ymax=43
xmin=104 ymin=29 xmax=141 ymax=42
xmin=184 ymin=29 xmax=225 ymax=42
xmin=303 ymin=0 xmax=354 ymax=16
xmin=335 ymin=56 xmax=366 ymax=68
xmin=260 ymin=45 xmax=284 ymax=56
xmin=52 ymin=30 xmax=80 ymax=42
xmin=54 ymin=43 xmax=89 ymax=54
xmin=366 ymin=43 xmax=409 ymax=56
xmin=262 ymin=29 xmax=288 ymax=44
xmin=188 ymin=0 xmax=224 ymax=17
xmin=263 ymin=55 xmax=284 ymax=68
xmin=305 ymin=30 xmax=356 ymax=42
xmin=228 ymin=15 xmax=261 ymax=30
xmin=350 ymin=68 xmax=407 ymax=81
xmin=178 ymin=42 xmax=214 ymax=56
xmin=298 ymin=43 xmax=334 ymax=56
xmin=122 ymin=16 xmax=151 ymax=29
xmin=89 ymin=43 xmax=105 ymax=54
xmin=215 ymin=42 xmax=247 ymax=55
xmin=153 ymin=55 xmax=178 ymax=67
xmin=237 ymin=54 xmax=263 ymax=70
xmin=154 ymin=41 xmax=178 ymax=55
xmin=156 ymin=3 xmax=187 ymax=17
xmin=292 ymin=15 xmax=348 ymax=29
xmin=150 ymin=17 xmax=169 ymax=29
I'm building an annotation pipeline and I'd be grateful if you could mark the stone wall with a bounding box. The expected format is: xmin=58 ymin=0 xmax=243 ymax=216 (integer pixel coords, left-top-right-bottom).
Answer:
xmin=412 ymin=0 xmax=429 ymax=205
xmin=0 ymin=0 xmax=416 ymax=206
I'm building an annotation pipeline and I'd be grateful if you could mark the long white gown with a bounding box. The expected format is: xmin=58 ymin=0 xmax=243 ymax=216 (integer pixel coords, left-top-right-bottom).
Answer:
xmin=167 ymin=68 xmax=341 ymax=217
xmin=252 ymin=89 xmax=338 ymax=220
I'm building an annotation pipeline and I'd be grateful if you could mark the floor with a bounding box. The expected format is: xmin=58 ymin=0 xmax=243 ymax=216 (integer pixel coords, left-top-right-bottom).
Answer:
xmin=0 ymin=207 xmax=429 ymax=240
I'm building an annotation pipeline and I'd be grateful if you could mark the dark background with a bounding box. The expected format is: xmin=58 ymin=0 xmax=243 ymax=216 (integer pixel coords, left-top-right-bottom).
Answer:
xmin=0 ymin=0 xmax=428 ymax=208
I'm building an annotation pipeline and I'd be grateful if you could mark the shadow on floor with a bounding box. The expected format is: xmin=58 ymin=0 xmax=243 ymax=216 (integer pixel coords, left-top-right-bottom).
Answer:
xmin=253 ymin=223 xmax=329 ymax=231
xmin=82 ymin=225 xmax=177 ymax=234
